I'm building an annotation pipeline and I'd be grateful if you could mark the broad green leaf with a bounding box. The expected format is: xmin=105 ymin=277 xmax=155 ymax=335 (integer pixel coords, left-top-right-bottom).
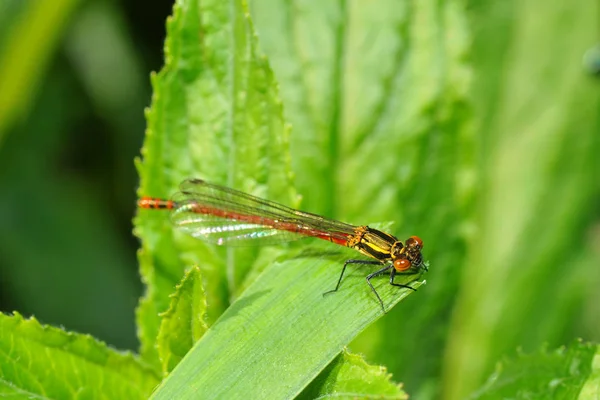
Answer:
xmin=135 ymin=0 xmax=295 ymax=369
xmin=299 ymin=349 xmax=407 ymax=400
xmin=0 ymin=0 xmax=80 ymax=143
xmin=0 ymin=312 xmax=159 ymax=399
xmin=250 ymin=0 xmax=473 ymax=222
xmin=250 ymin=0 xmax=473 ymax=393
xmin=157 ymin=266 xmax=208 ymax=375
xmin=443 ymin=1 xmax=600 ymax=398
xmin=151 ymin=246 xmax=425 ymax=399
xmin=469 ymin=341 xmax=598 ymax=399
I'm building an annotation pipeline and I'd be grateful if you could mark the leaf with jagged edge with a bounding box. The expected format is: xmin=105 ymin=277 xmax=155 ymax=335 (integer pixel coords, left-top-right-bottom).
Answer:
xmin=135 ymin=0 xmax=295 ymax=370
xmin=0 ymin=312 xmax=159 ymax=398
xmin=469 ymin=340 xmax=598 ymax=399
xmin=299 ymin=349 xmax=407 ymax=400
xmin=157 ymin=266 xmax=208 ymax=375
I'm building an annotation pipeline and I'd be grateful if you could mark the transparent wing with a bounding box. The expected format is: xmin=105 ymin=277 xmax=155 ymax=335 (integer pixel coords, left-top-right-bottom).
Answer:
xmin=171 ymin=208 xmax=308 ymax=246
xmin=169 ymin=179 xmax=356 ymax=246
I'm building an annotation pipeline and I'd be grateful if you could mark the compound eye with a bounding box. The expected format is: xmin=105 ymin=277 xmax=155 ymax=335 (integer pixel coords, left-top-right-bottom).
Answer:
xmin=394 ymin=258 xmax=411 ymax=272
xmin=408 ymin=235 xmax=423 ymax=248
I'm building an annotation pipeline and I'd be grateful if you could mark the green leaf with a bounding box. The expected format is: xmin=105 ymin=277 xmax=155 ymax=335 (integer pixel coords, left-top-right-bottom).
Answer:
xmin=135 ymin=0 xmax=295 ymax=369
xmin=250 ymin=0 xmax=473 ymax=393
xmin=0 ymin=312 xmax=159 ymax=399
xmin=299 ymin=349 xmax=407 ymax=400
xmin=250 ymin=0 xmax=473 ymax=221
xmin=157 ymin=266 xmax=208 ymax=375
xmin=150 ymin=247 xmax=425 ymax=399
xmin=469 ymin=341 xmax=598 ymax=399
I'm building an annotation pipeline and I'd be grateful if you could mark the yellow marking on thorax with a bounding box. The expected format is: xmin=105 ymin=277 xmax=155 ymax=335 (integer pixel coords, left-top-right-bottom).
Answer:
xmin=360 ymin=232 xmax=393 ymax=255
xmin=348 ymin=226 xmax=396 ymax=261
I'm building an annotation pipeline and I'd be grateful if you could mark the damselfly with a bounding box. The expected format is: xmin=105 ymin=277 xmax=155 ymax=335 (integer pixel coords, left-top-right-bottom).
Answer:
xmin=138 ymin=179 xmax=426 ymax=312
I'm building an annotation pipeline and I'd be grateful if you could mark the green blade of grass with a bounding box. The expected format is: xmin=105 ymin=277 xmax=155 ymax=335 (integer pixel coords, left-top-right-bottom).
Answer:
xmin=151 ymin=248 xmax=425 ymax=399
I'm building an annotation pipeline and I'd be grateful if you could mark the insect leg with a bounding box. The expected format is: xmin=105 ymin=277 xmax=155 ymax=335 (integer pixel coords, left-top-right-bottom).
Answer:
xmin=366 ymin=264 xmax=395 ymax=313
xmin=323 ymin=259 xmax=382 ymax=296
xmin=389 ymin=268 xmax=418 ymax=291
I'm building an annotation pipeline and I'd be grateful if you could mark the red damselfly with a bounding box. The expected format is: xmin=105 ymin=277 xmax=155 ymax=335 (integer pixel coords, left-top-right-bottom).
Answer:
xmin=138 ymin=179 xmax=426 ymax=312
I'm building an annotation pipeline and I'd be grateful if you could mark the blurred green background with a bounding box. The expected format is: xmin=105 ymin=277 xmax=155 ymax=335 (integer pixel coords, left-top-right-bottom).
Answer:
xmin=1 ymin=1 xmax=599 ymax=399
xmin=0 ymin=0 xmax=172 ymax=350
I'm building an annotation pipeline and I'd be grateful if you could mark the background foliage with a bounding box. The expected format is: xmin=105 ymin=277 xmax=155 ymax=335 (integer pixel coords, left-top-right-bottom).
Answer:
xmin=0 ymin=0 xmax=598 ymax=399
